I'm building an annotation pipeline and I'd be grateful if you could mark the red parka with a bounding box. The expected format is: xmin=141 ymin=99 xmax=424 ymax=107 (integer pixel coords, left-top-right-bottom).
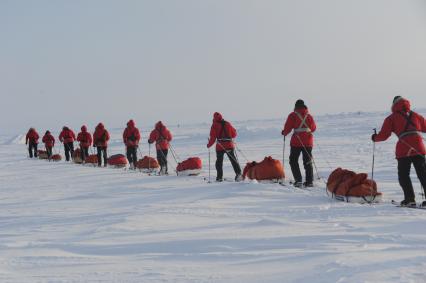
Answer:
xmin=93 ymin=123 xmax=110 ymax=147
xmin=59 ymin=127 xmax=76 ymax=144
xmin=77 ymin=125 xmax=93 ymax=148
xmin=374 ymin=98 xmax=426 ymax=159
xmin=123 ymin=120 xmax=141 ymax=147
xmin=148 ymin=121 xmax=172 ymax=150
xmin=25 ymin=128 xmax=39 ymax=144
xmin=207 ymin=112 xmax=237 ymax=151
xmin=282 ymin=107 xmax=316 ymax=147
xmin=42 ymin=131 xmax=55 ymax=147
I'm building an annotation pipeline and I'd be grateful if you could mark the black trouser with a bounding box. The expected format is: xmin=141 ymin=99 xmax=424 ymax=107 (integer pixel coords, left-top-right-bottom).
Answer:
xmin=289 ymin=146 xmax=313 ymax=184
xmin=397 ymin=155 xmax=426 ymax=202
xmin=64 ymin=142 xmax=74 ymax=161
xmin=97 ymin=146 xmax=108 ymax=166
xmin=126 ymin=146 xmax=138 ymax=167
xmin=46 ymin=146 xmax=52 ymax=160
xmin=216 ymin=149 xmax=241 ymax=180
xmin=28 ymin=142 xmax=38 ymax=158
xmin=157 ymin=149 xmax=168 ymax=173
xmin=80 ymin=146 xmax=89 ymax=162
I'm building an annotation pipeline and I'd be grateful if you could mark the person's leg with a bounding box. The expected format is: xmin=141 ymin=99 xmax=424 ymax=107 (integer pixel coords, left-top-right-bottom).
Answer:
xmin=302 ymin=147 xmax=314 ymax=185
xmin=226 ymin=149 xmax=242 ymax=178
xmin=126 ymin=147 xmax=133 ymax=166
xmin=28 ymin=143 xmax=33 ymax=158
xmin=64 ymin=144 xmax=70 ymax=161
xmin=97 ymin=147 xmax=102 ymax=166
xmin=103 ymin=147 xmax=108 ymax=166
xmin=46 ymin=146 xmax=52 ymax=160
xmin=289 ymin=147 xmax=302 ymax=184
xmin=34 ymin=143 xmax=38 ymax=158
xmin=398 ymin=157 xmax=415 ymax=202
xmin=69 ymin=142 xmax=74 ymax=158
xmin=215 ymin=151 xmax=225 ymax=180
xmin=412 ymin=155 xmax=426 ymax=197
xmin=132 ymin=147 xmax=138 ymax=167
xmin=163 ymin=149 xmax=168 ymax=174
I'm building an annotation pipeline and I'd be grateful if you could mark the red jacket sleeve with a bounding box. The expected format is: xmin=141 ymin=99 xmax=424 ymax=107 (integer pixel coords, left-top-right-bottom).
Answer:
xmin=148 ymin=130 xmax=157 ymax=144
xmin=58 ymin=132 xmax=64 ymax=142
xmin=207 ymin=125 xmax=217 ymax=148
xmin=375 ymin=116 xmax=393 ymax=142
xmin=419 ymin=113 xmax=426 ymax=133
xmin=122 ymin=129 xmax=127 ymax=143
xmin=283 ymin=113 xmax=294 ymax=136
xmin=25 ymin=133 xmax=29 ymax=143
xmin=135 ymin=129 xmax=141 ymax=142
xmin=105 ymin=131 xmax=110 ymax=142
xmin=166 ymin=129 xmax=172 ymax=142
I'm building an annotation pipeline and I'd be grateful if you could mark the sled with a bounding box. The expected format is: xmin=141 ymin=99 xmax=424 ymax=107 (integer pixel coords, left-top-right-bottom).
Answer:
xmin=243 ymin=156 xmax=285 ymax=181
xmin=107 ymin=154 xmax=128 ymax=168
xmin=72 ymin=148 xmax=83 ymax=164
xmin=327 ymin=168 xmax=383 ymax=204
xmin=136 ymin=156 xmax=159 ymax=172
xmin=176 ymin=157 xmax=202 ymax=176
xmin=85 ymin=154 xmax=98 ymax=166
xmin=51 ymin=154 xmax=62 ymax=162
xmin=38 ymin=150 xmax=48 ymax=160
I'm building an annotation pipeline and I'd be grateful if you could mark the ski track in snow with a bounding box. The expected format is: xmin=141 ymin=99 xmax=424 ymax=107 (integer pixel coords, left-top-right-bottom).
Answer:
xmin=1 ymin=111 xmax=426 ymax=282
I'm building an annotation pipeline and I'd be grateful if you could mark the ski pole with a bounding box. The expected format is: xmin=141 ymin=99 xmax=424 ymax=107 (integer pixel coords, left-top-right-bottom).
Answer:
xmin=372 ymin=128 xmax=377 ymax=180
xmin=282 ymin=136 xmax=286 ymax=181
xmin=208 ymin=147 xmax=211 ymax=183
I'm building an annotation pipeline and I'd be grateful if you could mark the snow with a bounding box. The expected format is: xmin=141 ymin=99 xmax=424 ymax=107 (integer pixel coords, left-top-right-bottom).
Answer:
xmin=1 ymin=111 xmax=426 ymax=282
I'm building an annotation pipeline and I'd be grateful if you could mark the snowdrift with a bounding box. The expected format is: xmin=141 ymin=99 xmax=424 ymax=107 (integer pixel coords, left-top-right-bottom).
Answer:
xmin=243 ymin=156 xmax=285 ymax=182
xmin=107 ymin=154 xmax=128 ymax=168
xmin=327 ymin=168 xmax=383 ymax=203
xmin=176 ymin=157 xmax=202 ymax=176
xmin=136 ymin=156 xmax=159 ymax=172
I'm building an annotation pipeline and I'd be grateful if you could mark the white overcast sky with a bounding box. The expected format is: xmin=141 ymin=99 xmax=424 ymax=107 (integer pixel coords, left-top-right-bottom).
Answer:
xmin=1 ymin=0 xmax=426 ymax=134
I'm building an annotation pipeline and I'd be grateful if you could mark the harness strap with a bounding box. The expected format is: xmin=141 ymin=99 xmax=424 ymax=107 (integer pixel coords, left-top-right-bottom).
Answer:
xmin=294 ymin=112 xmax=311 ymax=133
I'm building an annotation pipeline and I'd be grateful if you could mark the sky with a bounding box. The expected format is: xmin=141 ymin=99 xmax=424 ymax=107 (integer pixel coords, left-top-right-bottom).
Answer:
xmin=1 ymin=0 xmax=426 ymax=134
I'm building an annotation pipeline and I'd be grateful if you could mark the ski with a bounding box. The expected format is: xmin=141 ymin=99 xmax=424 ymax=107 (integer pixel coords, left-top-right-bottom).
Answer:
xmin=391 ymin=200 xmax=426 ymax=209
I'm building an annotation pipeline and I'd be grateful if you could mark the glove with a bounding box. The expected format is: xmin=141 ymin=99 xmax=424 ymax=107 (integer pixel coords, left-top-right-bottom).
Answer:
xmin=148 ymin=139 xmax=153 ymax=144
xmin=371 ymin=133 xmax=377 ymax=142
xmin=281 ymin=130 xmax=285 ymax=136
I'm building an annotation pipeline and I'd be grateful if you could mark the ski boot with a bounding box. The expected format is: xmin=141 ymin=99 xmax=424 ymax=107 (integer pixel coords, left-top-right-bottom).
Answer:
xmin=293 ymin=181 xmax=303 ymax=188
xmin=303 ymin=182 xmax=314 ymax=188
xmin=235 ymin=174 xmax=243 ymax=182
xmin=400 ymin=199 xmax=416 ymax=207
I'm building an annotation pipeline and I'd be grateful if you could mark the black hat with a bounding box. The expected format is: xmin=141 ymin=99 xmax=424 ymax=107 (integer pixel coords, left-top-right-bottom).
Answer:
xmin=393 ymin=96 xmax=402 ymax=105
xmin=295 ymin=99 xmax=306 ymax=109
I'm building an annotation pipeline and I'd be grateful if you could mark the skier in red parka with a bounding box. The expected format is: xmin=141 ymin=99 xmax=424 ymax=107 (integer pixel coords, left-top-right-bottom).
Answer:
xmin=372 ymin=96 xmax=426 ymax=207
xmin=77 ymin=125 xmax=93 ymax=163
xmin=93 ymin=123 xmax=110 ymax=167
xmin=207 ymin=112 xmax=242 ymax=181
xmin=42 ymin=130 xmax=55 ymax=160
xmin=148 ymin=121 xmax=172 ymax=175
xmin=25 ymin=128 xmax=39 ymax=158
xmin=59 ymin=126 xmax=76 ymax=161
xmin=123 ymin=119 xmax=141 ymax=169
xmin=282 ymin=100 xmax=317 ymax=187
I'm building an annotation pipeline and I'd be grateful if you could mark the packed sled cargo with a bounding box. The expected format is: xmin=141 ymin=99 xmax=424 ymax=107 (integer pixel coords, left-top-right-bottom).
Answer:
xmin=107 ymin=154 xmax=128 ymax=168
xmin=38 ymin=150 xmax=48 ymax=160
xmin=51 ymin=154 xmax=62 ymax=162
xmin=327 ymin=168 xmax=383 ymax=203
xmin=176 ymin=157 xmax=202 ymax=176
xmin=136 ymin=156 xmax=159 ymax=172
xmin=243 ymin=156 xmax=285 ymax=182
xmin=85 ymin=154 xmax=98 ymax=165
xmin=72 ymin=148 xmax=83 ymax=164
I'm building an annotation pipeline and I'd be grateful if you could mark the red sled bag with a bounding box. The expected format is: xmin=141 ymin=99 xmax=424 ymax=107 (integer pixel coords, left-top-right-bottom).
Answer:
xmin=38 ymin=150 xmax=48 ymax=160
xmin=72 ymin=148 xmax=83 ymax=164
xmin=136 ymin=156 xmax=159 ymax=172
xmin=107 ymin=154 xmax=128 ymax=168
xmin=327 ymin=167 xmax=383 ymax=204
xmin=51 ymin=154 xmax=62 ymax=162
xmin=176 ymin=157 xmax=202 ymax=176
xmin=243 ymin=156 xmax=285 ymax=183
xmin=85 ymin=154 xmax=98 ymax=165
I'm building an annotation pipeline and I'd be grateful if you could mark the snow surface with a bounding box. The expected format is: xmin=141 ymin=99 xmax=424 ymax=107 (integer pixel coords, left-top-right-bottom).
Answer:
xmin=1 ymin=111 xmax=426 ymax=282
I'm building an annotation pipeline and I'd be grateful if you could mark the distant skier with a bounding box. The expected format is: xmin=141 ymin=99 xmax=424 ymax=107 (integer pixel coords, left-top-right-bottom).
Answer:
xmin=25 ymin=127 xmax=39 ymax=158
xmin=372 ymin=96 xmax=426 ymax=207
xmin=42 ymin=130 xmax=55 ymax=160
xmin=59 ymin=126 xmax=76 ymax=161
xmin=93 ymin=123 xmax=110 ymax=167
xmin=123 ymin=120 xmax=141 ymax=169
xmin=148 ymin=121 xmax=173 ymax=175
xmin=282 ymin=99 xmax=317 ymax=187
xmin=77 ymin=125 xmax=92 ymax=163
xmin=207 ymin=112 xmax=242 ymax=182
